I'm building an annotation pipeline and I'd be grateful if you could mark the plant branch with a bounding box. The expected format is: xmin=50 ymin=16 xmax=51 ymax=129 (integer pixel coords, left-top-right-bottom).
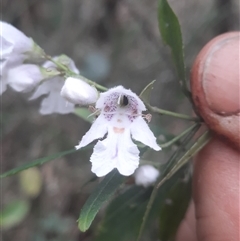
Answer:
xmin=145 ymin=102 xmax=199 ymax=121
xmin=44 ymin=54 xmax=107 ymax=91
xmin=160 ymin=123 xmax=199 ymax=148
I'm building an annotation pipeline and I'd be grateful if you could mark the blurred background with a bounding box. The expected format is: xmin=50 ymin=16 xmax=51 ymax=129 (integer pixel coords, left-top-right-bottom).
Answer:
xmin=1 ymin=0 xmax=239 ymax=240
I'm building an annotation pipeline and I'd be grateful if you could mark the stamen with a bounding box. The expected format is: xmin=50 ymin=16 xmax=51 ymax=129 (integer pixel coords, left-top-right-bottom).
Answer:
xmin=142 ymin=113 xmax=152 ymax=123
xmin=88 ymin=106 xmax=101 ymax=118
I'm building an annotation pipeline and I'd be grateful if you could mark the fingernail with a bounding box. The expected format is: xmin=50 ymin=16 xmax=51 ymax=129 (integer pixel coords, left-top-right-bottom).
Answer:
xmin=202 ymin=33 xmax=240 ymax=114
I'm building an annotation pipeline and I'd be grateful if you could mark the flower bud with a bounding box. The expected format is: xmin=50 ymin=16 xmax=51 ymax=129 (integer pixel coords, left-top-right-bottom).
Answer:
xmin=7 ymin=64 xmax=44 ymax=92
xmin=61 ymin=77 xmax=98 ymax=105
xmin=134 ymin=165 xmax=160 ymax=187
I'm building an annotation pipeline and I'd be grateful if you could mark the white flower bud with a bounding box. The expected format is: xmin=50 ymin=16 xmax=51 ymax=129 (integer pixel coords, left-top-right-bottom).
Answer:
xmin=134 ymin=165 xmax=160 ymax=188
xmin=7 ymin=64 xmax=44 ymax=92
xmin=61 ymin=77 xmax=98 ymax=105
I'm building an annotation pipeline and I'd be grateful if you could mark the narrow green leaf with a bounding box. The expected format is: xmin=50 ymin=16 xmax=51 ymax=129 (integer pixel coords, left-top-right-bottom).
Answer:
xmin=98 ymin=167 xmax=190 ymax=241
xmin=0 ymin=200 xmax=30 ymax=229
xmin=78 ymin=170 xmax=125 ymax=232
xmin=158 ymin=0 xmax=191 ymax=99
xmin=159 ymin=176 xmax=192 ymax=241
xmin=136 ymin=125 xmax=200 ymax=241
xmin=95 ymin=186 xmax=151 ymax=241
xmin=157 ymin=130 xmax=211 ymax=189
xmin=0 ymin=149 xmax=77 ymax=178
xmin=161 ymin=123 xmax=201 ymax=176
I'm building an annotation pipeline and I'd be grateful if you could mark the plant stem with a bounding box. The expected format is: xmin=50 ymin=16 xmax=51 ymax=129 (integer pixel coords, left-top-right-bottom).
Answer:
xmin=145 ymin=102 xmax=199 ymax=121
xmin=136 ymin=184 xmax=158 ymax=241
xmin=160 ymin=123 xmax=199 ymax=148
xmin=45 ymin=55 xmax=107 ymax=91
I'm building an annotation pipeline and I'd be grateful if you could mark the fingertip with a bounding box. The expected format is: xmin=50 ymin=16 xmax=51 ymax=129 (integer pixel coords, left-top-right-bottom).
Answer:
xmin=191 ymin=32 xmax=240 ymax=149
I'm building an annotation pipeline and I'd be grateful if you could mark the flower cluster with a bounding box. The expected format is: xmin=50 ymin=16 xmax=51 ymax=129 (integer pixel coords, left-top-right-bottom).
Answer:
xmin=76 ymin=86 xmax=161 ymax=177
xmin=1 ymin=21 xmax=98 ymax=114
xmin=2 ymin=21 xmax=161 ymax=178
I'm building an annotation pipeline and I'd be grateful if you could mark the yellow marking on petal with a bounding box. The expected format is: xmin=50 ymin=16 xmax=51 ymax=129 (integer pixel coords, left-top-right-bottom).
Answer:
xmin=113 ymin=127 xmax=125 ymax=133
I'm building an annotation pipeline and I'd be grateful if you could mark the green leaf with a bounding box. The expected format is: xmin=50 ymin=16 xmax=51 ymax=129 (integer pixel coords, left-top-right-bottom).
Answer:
xmin=96 ymin=167 xmax=190 ymax=241
xmin=95 ymin=186 xmax=152 ymax=241
xmin=136 ymin=125 xmax=200 ymax=241
xmin=75 ymin=107 xmax=94 ymax=123
xmin=0 ymin=149 xmax=77 ymax=178
xmin=158 ymin=0 xmax=190 ymax=99
xmin=78 ymin=170 xmax=125 ymax=232
xmin=157 ymin=130 xmax=211 ymax=189
xmin=159 ymin=176 xmax=192 ymax=241
xmin=0 ymin=200 xmax=30 ymax=229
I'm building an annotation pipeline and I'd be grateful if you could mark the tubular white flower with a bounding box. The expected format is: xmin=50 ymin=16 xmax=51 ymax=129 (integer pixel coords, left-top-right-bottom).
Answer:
xmin=30 ymin=56 xmax=79 ymax=115
xmin=7 ymin=64 xmax=44 ymax=92
xmin=134 ymin=165 xmax=160 ymax=187
xmin=1 ymin=21 xmax=33 ymax=57
xmin=60 ymin=77 xmax=98 ymax=105
xmin=76 ymin=85 xmax=161 ymax=177
xmin=0 ymin=21 xmax=44 ymax=94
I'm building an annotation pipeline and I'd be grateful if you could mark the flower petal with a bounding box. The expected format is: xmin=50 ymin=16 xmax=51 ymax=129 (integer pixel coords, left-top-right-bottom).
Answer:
xmin=96 ymin=85 xmax=146 ymax=111
xmin=1 ymin=21 xmax=33 ymax=54
xmin=1 ymin=38 xmax=14 ymax=58
xmin=39 ymin=91 xmax=75 ymax=115
xmin=90 ymin=138 xmax=116 ymax=177
xmin=29 ymin=80 xmax=51 ymax=100
xmin=131 ymin=117 xmax=161 ymax=151
xmin=75 ymin=114 xmax=108 ymax=149
xmin=7 ymin=64 xmax=43 ymax=92
xmin=115 ymin=129 xmax=140 ymax=176
xmin=90 ymin=128 xmax=139 ymax=177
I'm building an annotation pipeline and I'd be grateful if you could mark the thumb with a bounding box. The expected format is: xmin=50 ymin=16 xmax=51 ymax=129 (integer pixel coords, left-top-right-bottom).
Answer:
xmin=191 ymin=31 xmax=240 ymax=149
xmin=191 ymin=32 xmax=240 ymax=241
xmin=176 ymin=32 xmax=239 ymax=241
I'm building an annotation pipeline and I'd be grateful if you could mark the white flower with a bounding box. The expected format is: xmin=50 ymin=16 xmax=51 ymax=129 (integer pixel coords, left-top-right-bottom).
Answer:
xmin=30 ymin=55 xmax=79 ymax=115
xmin=0 ymin=21 xmax=44 ymax=94
xmin=7 ymin=64 xmax=44 ymax=92
xmin=60 ymin=77 xmax=98 ymax=105
xmin=1 ymin=21 xmax=33 ymax=58
xmin=76 ymin=86 xmax=161 ymax=177
xmin=134 ymin=165 xmax=160 ymax=187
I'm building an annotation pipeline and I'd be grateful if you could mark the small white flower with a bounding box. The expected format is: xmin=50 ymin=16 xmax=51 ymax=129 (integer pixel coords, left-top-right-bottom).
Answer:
xmin=134 ymin=165 xmax=160 ymax=188
xmin=60 ymin=77 xmax=98 ymax=105
xmin=1 ymin=21 xmax=33 ymax=58
xmin=7 ymin=64 xmax=44 ymax=92
xmin=0 ymin=21 xmax=44 ymax=94
xmin=30 ymin=56 xmax=79 ymax=115
xmin=76 ymin=86 xmax=161 ymax=177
